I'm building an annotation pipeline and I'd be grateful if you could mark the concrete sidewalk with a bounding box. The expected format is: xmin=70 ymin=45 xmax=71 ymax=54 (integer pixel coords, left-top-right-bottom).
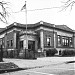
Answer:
xmin=3 ymin=57 xmax=75 ymax=69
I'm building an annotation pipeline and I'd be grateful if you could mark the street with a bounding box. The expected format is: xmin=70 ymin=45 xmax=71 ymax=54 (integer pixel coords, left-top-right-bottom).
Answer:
xmin=0 ymin=57 xmax=75 ymax=75
xmin=27 ymin=62 xmax=75 ymax=75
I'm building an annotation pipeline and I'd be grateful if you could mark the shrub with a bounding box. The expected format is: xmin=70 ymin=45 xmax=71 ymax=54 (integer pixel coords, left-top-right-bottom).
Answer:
xmin=62 ymin=50 xmax=75 ymax=56
xmin=46 ymin=48 xmax=58 ymax=56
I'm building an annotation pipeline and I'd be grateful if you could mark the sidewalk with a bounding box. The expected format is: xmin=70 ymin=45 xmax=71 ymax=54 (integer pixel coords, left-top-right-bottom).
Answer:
xmin=3 ymin=57 xmax=75 ymax=69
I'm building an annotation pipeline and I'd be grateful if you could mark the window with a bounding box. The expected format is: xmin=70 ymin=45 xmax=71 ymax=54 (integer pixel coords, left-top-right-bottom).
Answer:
xmin=69 ymin=37 xmax=73 ymax=47
xmin=47 ymin=36 xmax=51 ymax=46
xmin=10 ymin=40 xmax=13 ymax=47
xmin=57 ymin=35 xmax=73 ymax=47
xmin=62 ymin=36 xmax=73 ymax=47
xmin=7 ymin=41 xmax=9 ymax=48
xmin=62 ymin=37 xmax=65 ymax=46
xmin=66 ymin=37 xmax=69 ymax=46
xmin=20 ymin=41 xmax=23 ymax=49
xmin=62 ymin=37 xmax=69 ymax=46
xmin=58 ymin=35 xmax=61 ymax=46
xmin=28 ymin=41 xmax=35 ymax=50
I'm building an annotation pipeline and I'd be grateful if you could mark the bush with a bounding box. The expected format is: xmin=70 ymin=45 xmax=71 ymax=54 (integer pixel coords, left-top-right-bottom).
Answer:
xmin=46 ymin=48 xmax=58 ymax=56
xmin=62 ymin=50 xmax=75 ymax=56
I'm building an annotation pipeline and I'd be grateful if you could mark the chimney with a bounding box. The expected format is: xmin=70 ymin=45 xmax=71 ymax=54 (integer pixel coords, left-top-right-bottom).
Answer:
xmin=14 ymin=22 xmax=17 ymax=26
xmin=53 ymin=24 xmax=55 ymax=27
xmin=40 ymin=21 xmax=43 ymax=24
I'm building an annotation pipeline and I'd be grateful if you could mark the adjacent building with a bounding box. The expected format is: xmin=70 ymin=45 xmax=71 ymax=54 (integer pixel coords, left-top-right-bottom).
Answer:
xmin=0 ymin=21 xmax=75 ymax=58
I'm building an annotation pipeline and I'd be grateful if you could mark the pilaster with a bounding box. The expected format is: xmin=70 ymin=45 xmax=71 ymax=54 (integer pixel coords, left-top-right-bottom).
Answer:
xmin=24 ymin=35 xmax=28 ymax=49
xmin=40 ymin=30 xmax=44 ymax=52
xmin=73 ymin=33 xmax=75 ymax=48
xmin=13 ymin=31 xmax=17 ymax=49
xmin=54 ymin=32 xmax=56 ymax=48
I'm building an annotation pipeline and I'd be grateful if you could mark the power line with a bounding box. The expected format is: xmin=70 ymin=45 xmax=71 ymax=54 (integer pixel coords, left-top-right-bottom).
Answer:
xmin=10 ymin=7 xmax=60 ymax=13
xmin=28 ymin=7 xmax=60 ymax=11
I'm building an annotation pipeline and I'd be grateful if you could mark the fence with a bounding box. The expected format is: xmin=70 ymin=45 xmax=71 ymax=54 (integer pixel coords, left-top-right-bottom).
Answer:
xmin=2 ymin=48 xmax=46 ymax=59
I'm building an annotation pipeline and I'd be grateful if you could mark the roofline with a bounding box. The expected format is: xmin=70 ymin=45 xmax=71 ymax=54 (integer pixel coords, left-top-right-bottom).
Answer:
xmin=0 ymin=22 xmax=74 ymax=34
xmin=39 ymin=24 xmax=74 ymax=33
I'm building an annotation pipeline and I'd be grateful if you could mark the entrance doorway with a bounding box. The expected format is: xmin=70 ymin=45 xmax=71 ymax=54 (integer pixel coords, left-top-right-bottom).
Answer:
xmin=28 ymin=40 xmax=35 ymax=51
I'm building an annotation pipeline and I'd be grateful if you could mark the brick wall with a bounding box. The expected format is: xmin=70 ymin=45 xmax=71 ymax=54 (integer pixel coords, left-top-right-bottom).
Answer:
xmin=55 ymin=29 xmax=73 ymax=37
xmin=55 ymin=29 xmax=74 ymax=48
xmin=5 ymin=31 xmax=14 ymax=49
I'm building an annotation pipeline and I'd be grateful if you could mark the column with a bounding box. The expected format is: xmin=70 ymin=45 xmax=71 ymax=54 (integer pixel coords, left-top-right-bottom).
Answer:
xmin=4 ymin=33 xmax=7 ymax=50
xmin=13 ymin=32 xmax=16 ymax=49
xmin=24 ymin=35 xmax=28 ymax=49
xmin=73 ymin=33 xmax=75 ymax=48
xmin=35 ymin=40 xmax=38 ymax=51
xmin=54 ymin=32 xmax=56 ymax=48
xmin=24 ymin=39 xmax=26 ymax=49
xmin=40 ymin=30 xmax=44 ymax=52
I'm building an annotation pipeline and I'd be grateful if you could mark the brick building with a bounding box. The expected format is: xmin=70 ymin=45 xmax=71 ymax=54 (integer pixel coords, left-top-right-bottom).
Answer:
xmin=0 ymin=21 xmax=75 ymax=58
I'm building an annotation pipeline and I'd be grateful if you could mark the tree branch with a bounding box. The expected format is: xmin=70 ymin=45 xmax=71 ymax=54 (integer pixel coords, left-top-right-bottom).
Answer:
xmin=0 ymin=1 xmax=10 ymax=23
xmin=61 ymin=0 xmax=75 ymax=11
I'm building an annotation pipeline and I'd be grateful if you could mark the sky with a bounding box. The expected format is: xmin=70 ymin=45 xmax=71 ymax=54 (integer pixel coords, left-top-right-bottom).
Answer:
xmin=0 ymin=0 xmax=75 ymax=30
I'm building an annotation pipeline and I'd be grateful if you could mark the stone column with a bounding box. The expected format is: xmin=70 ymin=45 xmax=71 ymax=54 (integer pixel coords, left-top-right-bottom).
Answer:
xmin=4 ymin=33 xmax=7 ymax=50
xmin=40 ymin=30 xmax=44 ymax=52
xmin=24 ymin=35 xmax=28 ymax=49
xmin=73 ymin=33 xmax=75 ymax=48
xmin=13 ymin=32 xmax=17 ymax=49
xmin=35 ymin=40 xmax=38 ymax=51
xmin=24 ymin=39 xmax=26 ymax=49
xmin=54 ymin=32 xmax=56 ymax=48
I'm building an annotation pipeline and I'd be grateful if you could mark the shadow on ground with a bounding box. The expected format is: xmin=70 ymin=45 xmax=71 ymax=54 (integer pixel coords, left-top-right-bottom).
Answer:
xmin=0 ymin=62 xmax=24 ymax=74
xmin=65 ymin=61 xmax=75 ymax=64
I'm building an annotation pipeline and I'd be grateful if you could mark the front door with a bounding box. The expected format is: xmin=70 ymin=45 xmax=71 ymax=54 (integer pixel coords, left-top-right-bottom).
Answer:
xmin=28 ymin=40 xmax=35 ymax=51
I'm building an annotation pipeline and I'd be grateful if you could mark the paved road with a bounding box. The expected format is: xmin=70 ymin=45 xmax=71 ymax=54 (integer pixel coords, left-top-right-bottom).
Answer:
xmin=25 ymin=61 xmax=75 ymax=75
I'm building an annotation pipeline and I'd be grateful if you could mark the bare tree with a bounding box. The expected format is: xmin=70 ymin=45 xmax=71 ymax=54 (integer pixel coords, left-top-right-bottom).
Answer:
xmin=0 ymin=1 xmax=9 ymax=62
xmin=0 ymin=1 xmax=9 ymax=23
xmin=61 ymin=0 xmax=75 ymax=11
